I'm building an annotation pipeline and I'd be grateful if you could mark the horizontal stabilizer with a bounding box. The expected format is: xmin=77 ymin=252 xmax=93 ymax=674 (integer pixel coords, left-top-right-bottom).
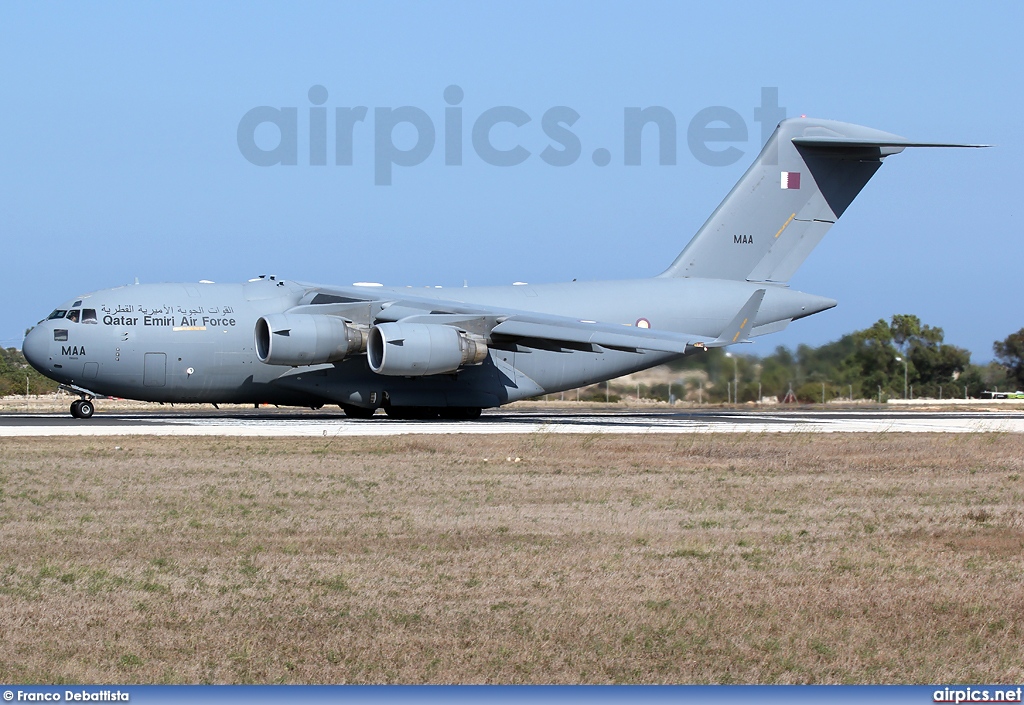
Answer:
xmin=792 ymin=136 xmax=990 ymax=150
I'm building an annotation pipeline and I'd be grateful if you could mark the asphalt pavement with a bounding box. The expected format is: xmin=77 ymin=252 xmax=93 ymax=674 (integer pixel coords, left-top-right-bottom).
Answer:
xmin=2 ymin=408 xmax=1022 ymax=436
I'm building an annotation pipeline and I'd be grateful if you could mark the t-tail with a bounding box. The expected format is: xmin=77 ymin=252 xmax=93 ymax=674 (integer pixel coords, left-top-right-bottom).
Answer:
xmin=659 ymin=117 xmax=986 ymax=283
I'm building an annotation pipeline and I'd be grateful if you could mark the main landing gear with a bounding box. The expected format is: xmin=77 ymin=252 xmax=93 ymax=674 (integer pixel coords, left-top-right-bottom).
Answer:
xmin=70 ymin=399 xmax=95 ymax=419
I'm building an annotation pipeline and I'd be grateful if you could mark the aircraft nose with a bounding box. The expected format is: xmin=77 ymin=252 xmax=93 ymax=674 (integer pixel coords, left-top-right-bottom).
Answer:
xmin=22 ymin=326 xmax=49 ymax=372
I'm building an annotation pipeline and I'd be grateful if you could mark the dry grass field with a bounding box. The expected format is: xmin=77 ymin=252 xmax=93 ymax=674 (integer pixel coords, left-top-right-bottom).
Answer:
xmin=1 ymin=433 xmax=1022 ymax=684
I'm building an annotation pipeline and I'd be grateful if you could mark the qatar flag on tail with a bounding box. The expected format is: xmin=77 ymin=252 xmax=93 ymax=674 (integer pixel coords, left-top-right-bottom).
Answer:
xmin=781 ymin=171 xmax=801 ymax=189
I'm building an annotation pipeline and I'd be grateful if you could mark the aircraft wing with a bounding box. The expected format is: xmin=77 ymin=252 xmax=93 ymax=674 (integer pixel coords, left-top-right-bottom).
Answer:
xmin=295 ymin=284 xmax=766 ymax=354
xmin=489 ymin=317 xmax=696 ymax=353
xmin=491 ymin=288 xmax=766 ymax=352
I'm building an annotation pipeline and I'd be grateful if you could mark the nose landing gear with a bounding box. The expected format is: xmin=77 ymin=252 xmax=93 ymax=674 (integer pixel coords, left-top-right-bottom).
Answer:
xmin=70 ymin=399 xmax=95 ymax=419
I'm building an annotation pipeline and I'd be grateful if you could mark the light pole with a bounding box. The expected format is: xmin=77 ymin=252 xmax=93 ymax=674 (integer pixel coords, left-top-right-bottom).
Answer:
xmin=895 ymin=356 xmax=908 ymax=400
xmin=725 ymin=352 xmax=738 ymax=404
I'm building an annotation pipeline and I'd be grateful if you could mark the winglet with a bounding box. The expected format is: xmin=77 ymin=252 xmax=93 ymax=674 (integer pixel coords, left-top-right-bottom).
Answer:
xmin=707 ymin=289 xmax=766 ymax=348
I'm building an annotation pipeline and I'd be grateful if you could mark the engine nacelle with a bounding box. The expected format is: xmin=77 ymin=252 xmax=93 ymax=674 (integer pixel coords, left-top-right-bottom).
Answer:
xmin=367 ymin=322 xmax=488 ymax=376
xmin=255 ymin=313 xmax=367 ymax=366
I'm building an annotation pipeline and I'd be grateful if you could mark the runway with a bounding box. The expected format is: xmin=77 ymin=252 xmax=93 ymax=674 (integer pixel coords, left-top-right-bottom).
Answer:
xmin=2 ymin=408 xmax=1024 ymax=436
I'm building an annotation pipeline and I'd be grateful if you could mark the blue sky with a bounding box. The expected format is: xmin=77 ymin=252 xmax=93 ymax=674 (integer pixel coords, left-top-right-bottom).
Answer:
xmin=2 ymin=2 xmax=1020 ymax=360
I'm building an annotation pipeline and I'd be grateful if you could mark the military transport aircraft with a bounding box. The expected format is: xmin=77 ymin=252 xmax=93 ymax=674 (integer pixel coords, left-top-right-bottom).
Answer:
xmin=22 ymin=118 xmax=983 ymax=419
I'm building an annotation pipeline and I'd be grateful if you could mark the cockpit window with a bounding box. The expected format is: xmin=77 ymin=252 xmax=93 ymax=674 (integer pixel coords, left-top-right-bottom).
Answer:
xmin=54 ymin=329 xmax=68 ymax=342
xmin=66 ymin=309 xmax=80 ymax=323
xmin=48 ymin=310 xmax=68 ymax=320
xmin=73 ymin=300 xmax=82 ymax=307
xmin=82 ymin=308 xmax=97 ymax=324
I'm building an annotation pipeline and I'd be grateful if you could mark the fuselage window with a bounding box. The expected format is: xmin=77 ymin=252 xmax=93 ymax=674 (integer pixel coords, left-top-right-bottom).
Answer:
xmin=54 ymin=329 xmax=68 ymax=342
xmin=48 ymin=310 xmax=68 ymax=320
xmin=66 ymin=310 xmax=80 ymax=323
xmin=82 ymin=309 xmax=98 ymax=324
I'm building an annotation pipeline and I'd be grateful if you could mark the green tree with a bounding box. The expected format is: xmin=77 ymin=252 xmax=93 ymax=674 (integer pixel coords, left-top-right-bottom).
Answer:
xmin=852 ymin=319 xmax=901 ymax=397
xmin=758 ymin=346 xmax=795 ymax=399
xmin=0 ymin=347 xmax=59 ymax=396
xmin=993 ymin=328 xmax=1024 ymax=389
xmin=906 ymin=323 xmax=971 ymax=398
xmin=889 ymin=314 xmax=922 ymax=352
xmin=851 ymin=316 xmax=971 ymax=398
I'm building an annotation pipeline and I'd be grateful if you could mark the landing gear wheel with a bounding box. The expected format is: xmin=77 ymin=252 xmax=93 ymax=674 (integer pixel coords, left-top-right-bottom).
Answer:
xmin=341 ymin=404 xmax=376 ymax=419
xmin=70 ymin=399 xmax=94 ymax=419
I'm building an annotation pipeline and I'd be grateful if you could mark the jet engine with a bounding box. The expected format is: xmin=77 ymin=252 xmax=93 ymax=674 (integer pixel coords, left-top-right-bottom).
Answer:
xmin=255 ymin=313 xmax=367 ymax=366
xmin=367 ymin=322 xmax=488 ymax=376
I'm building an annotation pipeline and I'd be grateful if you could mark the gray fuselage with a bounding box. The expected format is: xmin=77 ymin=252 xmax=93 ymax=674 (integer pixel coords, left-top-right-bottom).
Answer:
xmin=22 ymin=277 xmax=832 ymax=409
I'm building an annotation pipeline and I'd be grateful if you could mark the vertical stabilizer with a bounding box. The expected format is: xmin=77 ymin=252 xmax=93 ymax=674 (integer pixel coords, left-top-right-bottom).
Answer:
xmin=659 ymin=118 xmax=983 ymax=283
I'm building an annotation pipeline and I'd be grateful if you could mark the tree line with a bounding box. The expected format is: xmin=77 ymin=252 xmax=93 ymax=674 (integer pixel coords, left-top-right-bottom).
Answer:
xmin=652 ymin=316 xmax=1024 ymax=403
xmin=0 ymin=347 xmax=60 ymax=397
